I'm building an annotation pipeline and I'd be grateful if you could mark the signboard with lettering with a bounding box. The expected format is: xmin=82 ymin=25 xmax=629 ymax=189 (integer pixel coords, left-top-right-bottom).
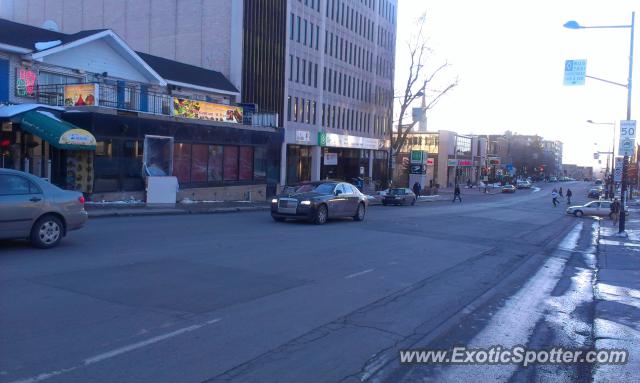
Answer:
xmin=614 ymin=157 xmax=623 ymax=182
xmin=618 ymin=120 xmax=637 ymax=157
xmin=447 ymin=159 xmax=458 ymax=167
xmin=426 ymin=158 xmax=435 ymax=166
xmin=458 ymin=160 xmax=473 ymax=167
xmin=324 ymin=152 xmax=338 ymax=165
xmin=296 ymin=130 xmax=311 ymax=143
xmin=318 ymin=132 xmax=381 ymax=150
xmin=410 ymin=164 xmax=426 ymax=174
xmin=563 ymin=59 xmax=587 ymax=86
xmin=15 ymin=68 xmax=36 ymax=97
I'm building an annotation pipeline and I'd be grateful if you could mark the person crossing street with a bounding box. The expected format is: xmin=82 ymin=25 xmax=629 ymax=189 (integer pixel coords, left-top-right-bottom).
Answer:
xmin=452 ymin=184 xmax=462 ymax=203
xmin=566 ymin=188 xmax=572 ymax=205
xmin=551 ymin=189 xmax=559 ymax=207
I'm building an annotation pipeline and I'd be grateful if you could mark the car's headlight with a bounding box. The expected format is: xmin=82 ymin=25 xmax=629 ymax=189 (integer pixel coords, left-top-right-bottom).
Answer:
xmin=271 ymin=198 xmax=278 ymax=204
xmin=300 ymin=200 xmax=312 ymax=205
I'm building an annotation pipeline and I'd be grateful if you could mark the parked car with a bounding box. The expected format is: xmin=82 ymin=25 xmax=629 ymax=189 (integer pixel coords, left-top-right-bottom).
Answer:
xmin=567 ymin=200 xmax=628 ymax=218
xmin=549 ymin=176 xmax=558 ymax=182
xmin=382 ymin=188 xmax=416 ymax=206
xmin=0 ymin=169 xmax=88 ymax=248
xmin=271 ymin=181 xmax=368 ymax=224
xmin=516 ymin=180 xmax=531 ymax=189
xmin=501 ymin=184 xmax=516 ymax=193
xmin=588 ymin=188 xmax=602 ymax=199
xmin=594 ymin=179 xmax=604 ymax=186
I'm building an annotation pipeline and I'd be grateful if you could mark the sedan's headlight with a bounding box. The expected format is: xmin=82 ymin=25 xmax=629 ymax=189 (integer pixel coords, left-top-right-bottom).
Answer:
xmin=271 ymin=198 xmax=278 ymax=204
xmin=300 ymin=200 xmax=312 ymax=205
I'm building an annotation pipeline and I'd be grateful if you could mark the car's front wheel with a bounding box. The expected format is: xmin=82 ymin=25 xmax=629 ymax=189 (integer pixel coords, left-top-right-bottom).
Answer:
xmin=31 ymin=215 xmax=63 ymax=249
xmin=314 ymin=204 xmax=328 ymax=225
xmin=353 ymin=203 xmax=366 ymax=221
xmin=574 ymin=210 xmax=583 ymax=217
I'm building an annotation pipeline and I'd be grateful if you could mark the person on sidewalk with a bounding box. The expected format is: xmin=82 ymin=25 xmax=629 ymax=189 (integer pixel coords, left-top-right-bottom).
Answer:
xmin=452 ymin=184 xmax=462 ymax=203
xmin=566 ymin=188 xmax=572 ymax=205
xmin=413 ymin=182 xmax=421 ymax=198
xmin=551 ymin=189 xmax=559 ymax=207
xmin=611 ymin=198 xmax=621 ymax=226
xmin=558 ymin=187 xmax=563 ymax=198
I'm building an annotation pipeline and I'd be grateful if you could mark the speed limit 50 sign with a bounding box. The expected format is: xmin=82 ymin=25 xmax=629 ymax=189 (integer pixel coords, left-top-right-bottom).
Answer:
xmin=619 ymin=120 xmax=637 ymax=157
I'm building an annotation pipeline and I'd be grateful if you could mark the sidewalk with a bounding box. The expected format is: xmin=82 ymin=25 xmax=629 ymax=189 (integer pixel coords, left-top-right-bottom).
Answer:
xmin=86 ymin=200 xmax=271 ymax=218
xmin=593 ymin=204 xmax=640 ymax=382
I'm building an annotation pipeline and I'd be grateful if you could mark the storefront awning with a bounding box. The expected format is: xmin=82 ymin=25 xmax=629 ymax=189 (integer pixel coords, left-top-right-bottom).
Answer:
xmin=20 ymin=110 xmax=96 ymax=150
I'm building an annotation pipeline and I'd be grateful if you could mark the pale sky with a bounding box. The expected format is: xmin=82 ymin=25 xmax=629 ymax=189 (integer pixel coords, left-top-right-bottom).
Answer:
xmin=395 ymin=0 xmax=640 ymax=167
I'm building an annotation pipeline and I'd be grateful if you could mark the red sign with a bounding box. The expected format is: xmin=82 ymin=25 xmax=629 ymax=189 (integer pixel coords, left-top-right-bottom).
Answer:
xmin=426 ymin=158 xmax=435 ymax=166
xmin=16 ymin=68 xmax=36 ymax=97
xmin=458 ymin=160 xmax=473 ymax=167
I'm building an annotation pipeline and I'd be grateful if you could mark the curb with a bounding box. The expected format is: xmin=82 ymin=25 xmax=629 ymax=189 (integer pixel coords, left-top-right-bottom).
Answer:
xmin=88 ymin=206 xmax=271 ymax=218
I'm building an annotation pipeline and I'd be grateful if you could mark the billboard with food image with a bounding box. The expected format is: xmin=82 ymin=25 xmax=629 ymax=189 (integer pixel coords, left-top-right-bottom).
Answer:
xmin=64 ymin=84 xmax=98 ymax=106
xmin=172 ymin=98 xmax=243 ymax=124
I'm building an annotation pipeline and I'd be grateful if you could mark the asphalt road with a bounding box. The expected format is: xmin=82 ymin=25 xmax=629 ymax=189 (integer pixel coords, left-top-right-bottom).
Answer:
xmin=0 ymin=182 xmax=597 ymax=383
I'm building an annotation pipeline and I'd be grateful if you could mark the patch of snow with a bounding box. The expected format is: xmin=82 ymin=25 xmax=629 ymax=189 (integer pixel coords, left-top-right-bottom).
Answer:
xmin=86 ymin=199 xmax=143 ymax=205
xmin=35 ymin=40 xmax=62 ymax=51
xmin=0 ymin=104 xmax=63 ymax=118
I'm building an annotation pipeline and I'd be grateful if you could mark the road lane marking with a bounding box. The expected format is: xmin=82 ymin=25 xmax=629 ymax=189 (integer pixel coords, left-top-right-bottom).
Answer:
xmin=345 ymin=268 xmax=374 ymax=279
xmin=10 ymin=318 xmax=222 ymax=383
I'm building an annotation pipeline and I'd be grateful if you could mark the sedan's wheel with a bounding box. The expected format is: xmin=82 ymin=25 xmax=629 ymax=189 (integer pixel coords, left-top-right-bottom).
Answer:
xmin=353 ymin=203 xmax=366 ymax=221
xmin=31 ymin=215 xmax=63 ymax=249
xmin=314 ymin=204 xmax=328 ymax=225
xmin=574 ymin=210 xmax=583 ymax=217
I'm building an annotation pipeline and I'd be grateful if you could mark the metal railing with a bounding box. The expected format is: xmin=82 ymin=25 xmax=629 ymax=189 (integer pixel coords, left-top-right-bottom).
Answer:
xmin=34 ymin=83 xmax=278 ymax=127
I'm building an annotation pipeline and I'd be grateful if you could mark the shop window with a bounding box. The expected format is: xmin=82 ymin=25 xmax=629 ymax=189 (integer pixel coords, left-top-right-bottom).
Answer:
xmin=191 ymin=144 xmax=208 ymax=182
xmin=122 ymin=140 xmax=144 ymax=191
xmin=223 ymin=146 xmax=239 ymax=181
xmin=94 ymin=140 xmax=119 ymax=192
xmin=253 ymin=147 xmax=267 ymax=181
xmin=239 ymin=146 xmax=253 ymax=181
xmin=208 ymin=145 xmax=223 ymax=181
xmin=173 ymin=143 xmax=191 ymax=183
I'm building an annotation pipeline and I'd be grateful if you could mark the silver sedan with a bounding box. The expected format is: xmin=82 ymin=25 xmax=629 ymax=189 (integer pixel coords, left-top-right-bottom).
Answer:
xmin=0 ymin=168 xmax=88 ymax=248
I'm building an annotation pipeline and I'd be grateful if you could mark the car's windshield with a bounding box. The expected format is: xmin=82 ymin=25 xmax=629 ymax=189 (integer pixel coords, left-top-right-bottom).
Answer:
xmin=389 ymin=189 xmax=406 ymax=195
xmin=310 ymin=183 xmax=337 ymax=194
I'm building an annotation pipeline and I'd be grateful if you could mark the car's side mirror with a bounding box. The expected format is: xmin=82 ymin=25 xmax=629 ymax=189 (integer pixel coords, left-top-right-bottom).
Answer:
xmin=335 ymin=190 xmax=342 ymax=196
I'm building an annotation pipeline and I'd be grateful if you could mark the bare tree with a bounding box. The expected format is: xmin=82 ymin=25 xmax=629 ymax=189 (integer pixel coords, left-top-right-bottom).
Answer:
xmin=389 ymin=13 xmax=457 ymax=184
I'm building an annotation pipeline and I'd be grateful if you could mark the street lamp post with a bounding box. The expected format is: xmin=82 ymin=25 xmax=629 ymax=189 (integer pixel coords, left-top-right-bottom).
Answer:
xmin=565 ymin=12 xmax=635 ymax=233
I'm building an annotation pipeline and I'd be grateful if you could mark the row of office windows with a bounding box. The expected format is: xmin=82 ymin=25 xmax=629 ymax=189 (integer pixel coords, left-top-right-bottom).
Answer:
xmin=376 ymin=55 xmax=393 ymax=79
xmin=377 ymin=0 xmax=396 ymax=24
xmin=290 ymin=13 xmax=320 ymax=50
xmin=323 ymin=67 xmax=372 ymax=104
xmin=287 ymin=96 xmax=318 ymax=126
xmin=298 ymin=0 xmax=320 ymax=12
xmin=374 ymin=85 xmax=393 ymax=108
xmin=288 ymin=55 xmax=319 ymax=88
xmin=321 ymin=103 xmax=371 ymax=134
xmin=325 ymin=0 xmax=377 ymax=43
xmin=377 ymin=25 xmax=394 ymax=51
xmin=324 ymin=30 xmax=374 ymax=72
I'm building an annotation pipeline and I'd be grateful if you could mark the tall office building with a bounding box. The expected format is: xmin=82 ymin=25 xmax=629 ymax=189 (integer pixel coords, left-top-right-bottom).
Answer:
xmin=1 ymin=0 xmax=397 ymax=186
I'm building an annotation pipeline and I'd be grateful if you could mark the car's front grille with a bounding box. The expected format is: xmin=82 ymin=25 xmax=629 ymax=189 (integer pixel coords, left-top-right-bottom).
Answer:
xmin=278 ymin=198 xmax=298 ymax=208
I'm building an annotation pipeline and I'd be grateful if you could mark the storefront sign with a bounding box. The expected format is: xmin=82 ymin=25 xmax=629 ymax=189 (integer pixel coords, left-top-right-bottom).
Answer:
xmin=410 ymin=164 xmax=426 ymax=174
xmin=296 ymin=130 xmax=311 ymax=143
xmin=239 ymin=103 xmax=256 ymax=125
xmin=318 ymin=132 xmax=381 ymax=150
xmin=447 ymin=159 xmax=458 ymax=167
xmin=426 ymin=158 xmax=435 ymax=166
xmin=172 ymin=98 xmax=243 ymax=123
xmin=489 ymin=157 xmax=501 ymax=165
xmin=324 ymin=152 xmax=338 ymax=165
xmin=64 ymin=84 xmax=98 ymax=106
xmin=16 ymin=68 xmax=37 ymax=97
xmin=410 ymin=150 xmax=428 ymax=164
xmin=59 ymin=129 xmax=97 ymax=147
xmin=458 ymin=160 xmax=473 ymax=167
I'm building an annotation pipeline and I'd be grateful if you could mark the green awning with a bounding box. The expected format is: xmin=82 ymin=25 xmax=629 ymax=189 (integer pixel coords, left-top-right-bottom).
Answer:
xmin=20 ymin=110 xmax=96 ymax=150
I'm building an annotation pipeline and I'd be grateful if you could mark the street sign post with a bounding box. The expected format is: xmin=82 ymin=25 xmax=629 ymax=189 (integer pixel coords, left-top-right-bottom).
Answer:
xmin=563 ymin=59 xmax=587 ymax=86
xmin=618 ymin=120 xmax=637 ymax=156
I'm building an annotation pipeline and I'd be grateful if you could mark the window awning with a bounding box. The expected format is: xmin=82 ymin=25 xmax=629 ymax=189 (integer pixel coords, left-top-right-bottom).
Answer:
xmin=20 ymin=110 xmax=96 ymax=150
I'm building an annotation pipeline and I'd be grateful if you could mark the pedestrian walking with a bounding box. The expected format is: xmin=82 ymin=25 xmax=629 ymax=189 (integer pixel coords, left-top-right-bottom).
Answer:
xmin=452 ymin=184 xmax=462 ymax=203
xmin=413 ymin=182 xmax=421 ymax=198
xmin=566 ymin=188 xmax=572 ymax=205
xmin=551 ymin=189 xmax=559 ymax=207
xmin=611 ymin=198 xmax=621 ymax=226
xmin=558 ymin=187 xmax=563 ymax=197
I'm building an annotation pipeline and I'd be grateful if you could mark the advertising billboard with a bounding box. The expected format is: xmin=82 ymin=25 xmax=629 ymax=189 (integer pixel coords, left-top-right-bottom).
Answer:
xmin=64 ymin=84 xmax=98 ymax=106
xmin=173 ymin=98 xmax=243 ymax=123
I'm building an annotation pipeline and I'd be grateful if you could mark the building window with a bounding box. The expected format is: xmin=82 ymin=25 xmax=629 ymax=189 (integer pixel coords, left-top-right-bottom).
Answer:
xmin=304 ymin=19 xmax=308 ymax=45
xmin=293 ymin=97 xmax=298 ymax=122
xmin=297 ymin=16 xmax=301 ymax=42
xmin=302 ymin=59 xmax=306 ymax=85
xmin=310 ymin=22 xmax=314 ymax=48
xmin=296 ymin=57 xmax=300 ymax=82
xmin=290 ymin=12 xmax=295 ymax=40
xmin=289 ymin=54 xmax=293 ymax=81
xmin=305 ymin=99 xmax=310 ymax=123
xmin=314 ymin=63 xmax=318 ymax=88
xmin=191 ymin=144 xmax=208 ymax=182
xmin=287 ymin=96 xmax=292 ymax=121
xmin=308 ymin=61 xmax=313 ymax=87
xmin=173 ymin=143 xmax=191 ymax=184
xmin=301 ymin=98 xmax=306 ymax=122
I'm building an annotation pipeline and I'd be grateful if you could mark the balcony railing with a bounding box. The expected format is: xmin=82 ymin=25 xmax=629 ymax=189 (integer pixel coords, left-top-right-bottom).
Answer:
xmin=34 ymin=83 xmax=278 ymax=127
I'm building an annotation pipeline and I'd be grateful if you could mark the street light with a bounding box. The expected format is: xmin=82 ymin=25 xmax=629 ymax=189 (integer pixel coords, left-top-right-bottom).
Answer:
xmin=565 ymin=12 xmax=635 ymax=233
